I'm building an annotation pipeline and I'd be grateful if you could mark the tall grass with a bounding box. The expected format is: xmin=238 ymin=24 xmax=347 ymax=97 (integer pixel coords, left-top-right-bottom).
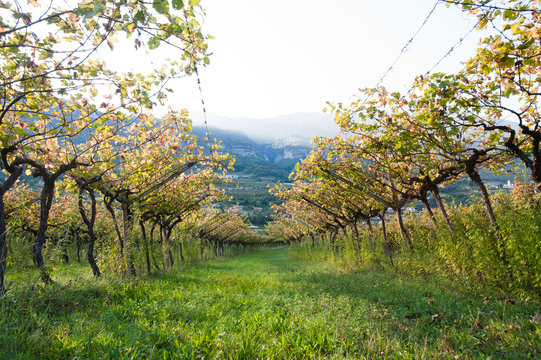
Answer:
xmin=290 ymin=186 xmax=541 ymax=299
xmin=1 ymin=248 xmax=539 ymax=359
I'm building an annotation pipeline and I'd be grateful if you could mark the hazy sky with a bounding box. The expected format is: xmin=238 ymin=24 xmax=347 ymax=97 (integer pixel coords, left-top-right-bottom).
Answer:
xmin=107 ymin=0 xmax=489 ymax=119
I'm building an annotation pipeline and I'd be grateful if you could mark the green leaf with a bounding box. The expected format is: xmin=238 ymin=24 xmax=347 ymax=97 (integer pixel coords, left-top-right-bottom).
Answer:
xmin=153 ymin=0 xmax=169 ymax=15
xmin=502 ymin=9 xmax=517 ymax=21
xmin=133 ymin=10 xmax=146 ymax=24
xmin=148 ymin=36 xmax=161 ymax=50
xmin=517 ymin=38 xmax=534 ymax=51
xmin=77 ymin=4 xmax=104 ymax=19
xmin=498 ymin=56 xmax=515 ymax=68
xmin=189 ymin=0 xmax=200 ymax=5
xmin=489 ymin=132 xmax=501 ymax=143
xmin=12 ymin=127 xmax=28 ymax=137
xmin=502 ymin=87 xmax=514 ymax=98
xmin=39 ymin=50 xmax=53 ymax=60
xmin=172 ymin=0 xmax=184 ymax=10
xmin=524 ymin=58 xmax=536 ymax=66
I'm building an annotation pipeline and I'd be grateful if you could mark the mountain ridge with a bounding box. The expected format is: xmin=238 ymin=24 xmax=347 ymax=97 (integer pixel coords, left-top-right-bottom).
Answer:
xmin=192 ymin=126 xmax=312 ymax=169
xmin=191 ymin=112 xmax=339 ymax=144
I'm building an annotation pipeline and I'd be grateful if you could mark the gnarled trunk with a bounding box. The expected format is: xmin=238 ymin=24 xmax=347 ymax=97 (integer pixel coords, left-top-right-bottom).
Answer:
xmin=178 ymin=240 xmax=184 ymax=262
xmin=150 ymin=222 xmax=160 ymax=270
xmin=380 ymin=214 xmax=394 ymax=267
xmin=104 ymin=198 xmax=124 ymax=256
xmin=0 ymin=197 xmax=7 ymax=296
xmin=61 ymin=243 xmax=69 ymax=264
xmin=329 ymin=229 xmax=337 ymax=253
xmin=420 ymin=193 xmax=437 ymax=227
xmin=33 ymin=178 xmax=55 ymax=284
xmin=139 ymin=220 xmax=151 ymax=275
xmin=366 ymin=217 xmax=375 ymax=251
xmin=466 ymin=166 xmax=508 ymax=266
xmin=430 ymin=185 xmax=457 ymax=237
xmin=78 ymin=187 xmax=100 ymax=277
xmin=466 ymin=167 xmax=499 ymax=232
xmin=121 ymin=193 xmax=136 ymax=276
xmin=0 ymin=167 xmax=23 ymax=295
xmin=162 ymin=226 xmax=174 ymax=270
xmin=395 ymin=207 xmax=414 ymax=252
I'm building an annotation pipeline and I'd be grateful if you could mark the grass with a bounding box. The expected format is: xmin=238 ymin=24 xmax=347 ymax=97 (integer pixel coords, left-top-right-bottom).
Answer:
xmin=1 ymin=247 xmax=539 ymax=359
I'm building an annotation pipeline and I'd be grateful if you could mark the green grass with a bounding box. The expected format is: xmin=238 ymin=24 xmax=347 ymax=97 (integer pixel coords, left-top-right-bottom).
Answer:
xmin=1 ymin=248 xmax=539 ymax=359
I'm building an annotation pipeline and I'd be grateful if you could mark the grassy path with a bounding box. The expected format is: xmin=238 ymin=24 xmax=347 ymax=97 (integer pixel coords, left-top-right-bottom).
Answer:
xmin=1 ymin=248 xmax=539 ymax=359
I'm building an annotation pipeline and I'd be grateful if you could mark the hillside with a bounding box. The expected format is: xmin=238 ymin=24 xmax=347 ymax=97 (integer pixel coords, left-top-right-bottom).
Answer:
xmin=192 ymin=126 xmax=312 ymax=226
xmin=192 ymin=126 xmax=311 ymax=178
xmin=192 ymin=122 xmax=528 ymax=226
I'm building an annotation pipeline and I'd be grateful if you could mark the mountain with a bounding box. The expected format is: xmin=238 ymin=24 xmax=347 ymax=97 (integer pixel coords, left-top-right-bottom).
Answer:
xmin=191 ymin=112 xmax=339 ymax=144
xmin=190 ymin=125 xmax=314 ymax=226
xmin=192 ymin=126 xmax=312 ymax=178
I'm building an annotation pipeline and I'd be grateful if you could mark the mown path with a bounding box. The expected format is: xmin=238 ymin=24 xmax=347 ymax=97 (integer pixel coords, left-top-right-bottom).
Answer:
xmin=1 ymin=247 xmax=539 ymax=359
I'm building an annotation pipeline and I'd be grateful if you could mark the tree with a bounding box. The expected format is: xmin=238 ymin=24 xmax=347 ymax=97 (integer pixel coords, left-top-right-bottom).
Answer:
xmin=139 ymin=169 xmax=228 ymax=270
xmin=88 ymin=110 xmax=202 ymax=275
xmin=451 ymin=0 xmax=541 ymax=187
xmin=194 ymin=211 xmax=253 ymax=257
xmin=0 ymin=0 xmax=210 ymax=292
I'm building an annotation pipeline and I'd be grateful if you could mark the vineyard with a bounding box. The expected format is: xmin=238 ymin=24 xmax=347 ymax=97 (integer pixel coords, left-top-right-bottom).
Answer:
xmin=1 ymin=0 xmax=540 ymax=358
xmin=266 ymin=1 xmax=541 ymax=298
xmin=0 ymin=0 xmax=283 ymax=295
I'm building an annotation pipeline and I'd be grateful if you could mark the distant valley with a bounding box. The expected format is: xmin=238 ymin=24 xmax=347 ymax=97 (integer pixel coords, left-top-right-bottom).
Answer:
xmin=192 ymin=116 xmax=524 ymax=227
xmin=192 ymin=126 xmax=313 ymax=181
xmin=192 ymin=125 xmax=315 ymax=227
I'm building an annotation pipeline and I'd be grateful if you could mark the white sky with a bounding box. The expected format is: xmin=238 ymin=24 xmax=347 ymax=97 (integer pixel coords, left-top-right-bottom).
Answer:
xmin=107 ymin=0 xmax=490 ymax=119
